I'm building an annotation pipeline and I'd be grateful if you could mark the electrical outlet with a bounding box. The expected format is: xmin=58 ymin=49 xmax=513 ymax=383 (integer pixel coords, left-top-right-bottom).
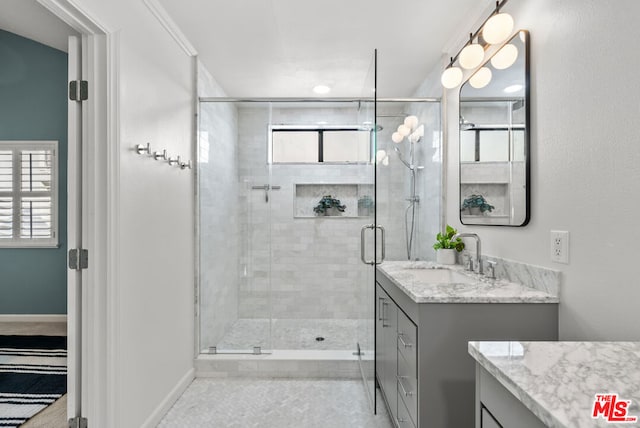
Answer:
xmin=550 ymin=230 xmax=569 ymax=264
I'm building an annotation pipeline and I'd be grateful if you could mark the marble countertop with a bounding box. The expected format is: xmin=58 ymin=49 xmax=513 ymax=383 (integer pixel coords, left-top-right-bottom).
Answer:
xmin=376 ymin=261 xmax=559 ymax=304
xmin=469 ymin=341 xmax=640 ymax=428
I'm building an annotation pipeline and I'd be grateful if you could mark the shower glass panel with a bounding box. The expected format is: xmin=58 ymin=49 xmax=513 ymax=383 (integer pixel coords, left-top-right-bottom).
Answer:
xmin=376 ymin=100 xmax=442 ymax=262
xmin=198 ymin=101 xmax=274 ymax=353
xmin=356 ymin=51 xmax=377 ymax=410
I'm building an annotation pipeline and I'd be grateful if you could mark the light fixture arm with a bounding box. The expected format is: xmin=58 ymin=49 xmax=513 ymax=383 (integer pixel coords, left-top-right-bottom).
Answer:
xmin=448 ymin=0 xmax=510 ymax=66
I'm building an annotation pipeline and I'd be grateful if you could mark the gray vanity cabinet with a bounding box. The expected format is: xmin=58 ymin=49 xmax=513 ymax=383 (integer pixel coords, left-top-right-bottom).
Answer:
xmin=475 ymin=366 xmax=546 ymax=428
xmin=375 ymin=274 xmax=558 ymax=428
xmin=376 ymin=283 xmax=399 ymax=422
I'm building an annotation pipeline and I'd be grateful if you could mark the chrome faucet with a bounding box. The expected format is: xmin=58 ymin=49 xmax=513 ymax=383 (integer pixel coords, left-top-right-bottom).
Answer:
xmin=451 ymin=233 xmax=482 ymax=275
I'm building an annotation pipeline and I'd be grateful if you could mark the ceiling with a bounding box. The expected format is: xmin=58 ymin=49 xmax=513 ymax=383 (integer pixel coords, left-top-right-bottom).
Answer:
xmin=159 ymin=0 xmax=491 ymax=98
xmin=0 ymin=0 xmax=77 ymax=52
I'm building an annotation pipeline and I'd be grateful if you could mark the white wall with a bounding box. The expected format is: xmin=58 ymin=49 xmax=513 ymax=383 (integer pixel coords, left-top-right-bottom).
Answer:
xmin=72 ymin=1 xmax=196 ymax=426
xmin=442 ymin=0 xmax=640 ymax=340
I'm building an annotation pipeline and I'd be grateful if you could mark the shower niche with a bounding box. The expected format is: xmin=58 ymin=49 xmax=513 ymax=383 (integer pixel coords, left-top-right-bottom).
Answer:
xmin=294 ymin=183 xmax=374 ymax=218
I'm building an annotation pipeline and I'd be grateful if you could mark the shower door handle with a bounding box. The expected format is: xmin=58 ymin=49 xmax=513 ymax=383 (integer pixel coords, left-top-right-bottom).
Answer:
xmin=361 ymin=224 xmax=385 ymax=265
xmin=376 ymin=225 xmax=385 ymax=264
xmin=360 ymin=224 xmax=375 ymax=265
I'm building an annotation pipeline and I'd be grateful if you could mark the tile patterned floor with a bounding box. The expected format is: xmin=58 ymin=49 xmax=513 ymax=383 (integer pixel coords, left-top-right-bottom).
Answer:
xmin=158 ymin=379 xmax=393 ymax=428
xmin=215 ymin=318 xmax=360 ymax=351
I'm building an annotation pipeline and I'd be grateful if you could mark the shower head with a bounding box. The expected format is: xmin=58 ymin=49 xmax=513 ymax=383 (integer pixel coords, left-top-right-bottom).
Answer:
xmin=394 ymin=147 xmax=412 ymax=169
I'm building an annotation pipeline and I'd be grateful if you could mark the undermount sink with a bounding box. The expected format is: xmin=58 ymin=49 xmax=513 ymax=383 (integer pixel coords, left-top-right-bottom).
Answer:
xmin=407 ymin=268 xmax=478 ymax=284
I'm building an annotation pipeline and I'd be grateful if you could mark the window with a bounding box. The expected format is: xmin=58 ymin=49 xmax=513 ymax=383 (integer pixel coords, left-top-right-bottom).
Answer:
xmin=460 ymin=128 xmax=524 ymax=162
xmin=0 ymin=141 xmax=58 ymax=247
xmin=270 ymin=128 xmax=371 ymax=164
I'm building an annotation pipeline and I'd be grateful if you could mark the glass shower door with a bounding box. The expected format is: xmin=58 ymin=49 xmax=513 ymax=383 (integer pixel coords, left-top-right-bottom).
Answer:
xmin=357 ymin=50 xmax=378 ymax=410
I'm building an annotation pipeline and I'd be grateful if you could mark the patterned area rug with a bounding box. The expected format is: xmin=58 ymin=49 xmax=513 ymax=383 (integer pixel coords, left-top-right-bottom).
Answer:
xmin=0 ymin=336 xmax=67 ymax=428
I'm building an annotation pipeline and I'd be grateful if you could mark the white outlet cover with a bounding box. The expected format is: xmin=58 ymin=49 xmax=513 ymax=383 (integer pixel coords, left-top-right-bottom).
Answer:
xmin=550 ymin=230 xmax=569 ymax=264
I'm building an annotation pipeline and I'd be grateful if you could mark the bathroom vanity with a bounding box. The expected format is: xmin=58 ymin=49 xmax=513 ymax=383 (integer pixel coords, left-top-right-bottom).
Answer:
xmin=469 ymin=341 xmax=640 ymax=428
xmin=375 ymin=261 xmax=559 ymax=428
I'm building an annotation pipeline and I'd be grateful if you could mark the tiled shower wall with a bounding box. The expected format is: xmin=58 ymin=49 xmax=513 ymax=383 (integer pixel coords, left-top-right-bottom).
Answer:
xmin=198 ymin=99 xmax=441 ymax=347
xmin=376 ymin=101 xmax=441 ymax=261
xmin=237 ymin=106 xmax=371 ymax=320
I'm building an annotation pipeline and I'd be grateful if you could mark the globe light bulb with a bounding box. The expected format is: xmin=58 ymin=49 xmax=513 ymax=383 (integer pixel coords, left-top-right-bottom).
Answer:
xmin=392 ymin=132 xmax=404 ymax=144
xmin=404 ymin=115 xmax=418 ymax=130
xmin=397 ymin=124 xmax=411 ymax=137
xmin=459 ymin=43 xmax=485 ymax=70
xmin=490 ymin=44 xmax=518 ymax=69
xmin=482 ymin=12 xmax=514 ymax=45
xmin=469 ymin=67 xmax=492 ymax=89
xmin=441 ymin=66 xmax=463 ymax=89
xmin=376 ymin=150 xmax=388 ymax=164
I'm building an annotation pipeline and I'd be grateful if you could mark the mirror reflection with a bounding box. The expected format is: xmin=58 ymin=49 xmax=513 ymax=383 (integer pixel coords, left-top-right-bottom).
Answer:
xmin=459 ymin=30 xmax=529 ymax=226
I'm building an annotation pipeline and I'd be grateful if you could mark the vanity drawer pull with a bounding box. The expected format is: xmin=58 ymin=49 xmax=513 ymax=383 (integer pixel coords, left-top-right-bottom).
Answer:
xmin=397 ymin=376 xmax=413 ymax=397
xmin=398 ymin=333 xmax=413 ymax=348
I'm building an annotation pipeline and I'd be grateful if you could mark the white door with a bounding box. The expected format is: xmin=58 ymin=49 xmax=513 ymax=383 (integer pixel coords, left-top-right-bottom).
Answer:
xmin=66 ymin=34 xmax=85 ymax=424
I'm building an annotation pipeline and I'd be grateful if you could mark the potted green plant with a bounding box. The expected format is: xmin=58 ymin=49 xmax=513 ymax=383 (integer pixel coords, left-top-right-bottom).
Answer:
xmin=357 ymin=195 xmax=373 ymax=217
xmin=432 ymin=224 xmax=465 ymax=264
xmin=461 ymin=194 xmax=494 ymax=216
xmin=313 ymin=195 xmax=346 ymax=216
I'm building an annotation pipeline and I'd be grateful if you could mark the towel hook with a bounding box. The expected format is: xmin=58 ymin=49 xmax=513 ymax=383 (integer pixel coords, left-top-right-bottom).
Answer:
xmin=136 ymin=142 xmax=151 ymax=155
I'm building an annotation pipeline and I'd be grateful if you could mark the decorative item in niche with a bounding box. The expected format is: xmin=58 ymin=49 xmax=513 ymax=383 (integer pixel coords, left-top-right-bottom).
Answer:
xmin=313 ymin=195 xmax=346 ymax=216
xmin=461 ymin=194 xmax=495 ymax=215
xmin=433 ymin=225 xmax=465 ymax=264
xmin=358 ymin=195 xmax=374 ymax=217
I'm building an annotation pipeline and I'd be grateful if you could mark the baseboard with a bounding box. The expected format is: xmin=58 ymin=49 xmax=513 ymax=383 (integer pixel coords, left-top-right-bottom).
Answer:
xmin=0 ymin=314 xmax=68 ymax=323
xmin=140 ymin=368 xmax=195 ymax=428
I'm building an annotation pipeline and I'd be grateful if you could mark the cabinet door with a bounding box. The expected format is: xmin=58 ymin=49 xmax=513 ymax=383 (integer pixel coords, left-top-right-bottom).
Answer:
xmin=382 ymin=295 xmax=398 ymax=421
xmin=376 ymin=284 xmax=398 ymax=420
xmin=375 ymin=285 xmax=386 ymax=383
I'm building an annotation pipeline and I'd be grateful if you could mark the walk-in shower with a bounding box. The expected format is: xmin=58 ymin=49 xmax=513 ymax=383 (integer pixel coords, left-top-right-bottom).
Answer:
xmin=195 ymin=95 xmax=441 ymax=397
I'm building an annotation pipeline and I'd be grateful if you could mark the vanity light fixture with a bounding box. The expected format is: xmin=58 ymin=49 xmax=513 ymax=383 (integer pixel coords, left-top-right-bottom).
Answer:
xmin=459 ymin=34 xmax=485 ymax=70
xmin=397 ymin=124 xmax=411 ymax=137
xmin=469 ymin=67 xmax=492 ymax=89
xmin=404 ymin=115 xmax=419 ymax=130
xmin=391 ymin=132 xmax=404 ymax=143
xmin=490 ymin=43 xmax=518 ymax=69
xmin=440 ymin=0 xmax=514 ymax=89
xmin=441 ymin=61 xmax=463 ymax=89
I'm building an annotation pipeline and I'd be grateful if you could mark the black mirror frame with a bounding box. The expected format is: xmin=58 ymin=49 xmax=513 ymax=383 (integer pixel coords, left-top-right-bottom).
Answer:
xmin=458 ymin=30 xmax=530 ymax=227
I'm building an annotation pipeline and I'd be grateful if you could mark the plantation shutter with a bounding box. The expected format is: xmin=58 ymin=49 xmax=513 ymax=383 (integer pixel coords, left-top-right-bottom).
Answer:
xmin=0 ymin=141 xmax=58 ymax=247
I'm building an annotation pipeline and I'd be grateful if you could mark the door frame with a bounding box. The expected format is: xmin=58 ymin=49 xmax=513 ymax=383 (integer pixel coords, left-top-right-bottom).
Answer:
xmin=37 ymin=1 xmax=117 ymax=426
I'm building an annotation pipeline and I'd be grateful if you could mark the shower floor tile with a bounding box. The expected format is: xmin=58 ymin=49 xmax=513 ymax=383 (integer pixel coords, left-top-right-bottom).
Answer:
xmin=158 ymin=378 xmax=393 ymax=428
xmin=214 ymin=318 xmax=362 ymax=351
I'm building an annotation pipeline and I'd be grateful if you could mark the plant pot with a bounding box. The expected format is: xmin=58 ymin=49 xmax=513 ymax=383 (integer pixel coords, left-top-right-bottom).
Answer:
xmin=468 ymin=207 xmax=482 ymax=216
xmin=324 ymin=207 xmax=339 ymax=216
xmin=436 ymin=249 xmax=457 ymax=265
xmin=358 ymin=206 xmax=372 ymax=217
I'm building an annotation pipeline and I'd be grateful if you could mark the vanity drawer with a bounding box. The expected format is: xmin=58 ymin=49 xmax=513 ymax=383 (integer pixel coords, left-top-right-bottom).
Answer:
xmin=397 ymin=309 xmax=417 ymax=374
xmin=396 ymin=391 xmax=417 ymax=428
xmin=397 ymin=353 xmax=418 ymax=424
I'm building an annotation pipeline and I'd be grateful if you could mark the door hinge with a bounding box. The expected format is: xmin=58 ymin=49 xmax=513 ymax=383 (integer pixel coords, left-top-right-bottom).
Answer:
xmin=68 ymin=249 xmax=89 ymax=270
xmin=69 ymin=80 xmax=88 ymax=101
xmin=68 ymin=416 xmax=88 ymax=428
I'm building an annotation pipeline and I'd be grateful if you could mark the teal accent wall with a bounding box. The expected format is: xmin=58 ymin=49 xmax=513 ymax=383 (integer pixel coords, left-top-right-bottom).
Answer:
xmin=0 ymin=30 xmax=68 ymax=314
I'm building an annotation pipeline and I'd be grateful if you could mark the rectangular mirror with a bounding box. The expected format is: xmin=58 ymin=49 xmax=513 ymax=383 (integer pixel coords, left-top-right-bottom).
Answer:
xmin=459 ymin=30 xmax=530 ymax=226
